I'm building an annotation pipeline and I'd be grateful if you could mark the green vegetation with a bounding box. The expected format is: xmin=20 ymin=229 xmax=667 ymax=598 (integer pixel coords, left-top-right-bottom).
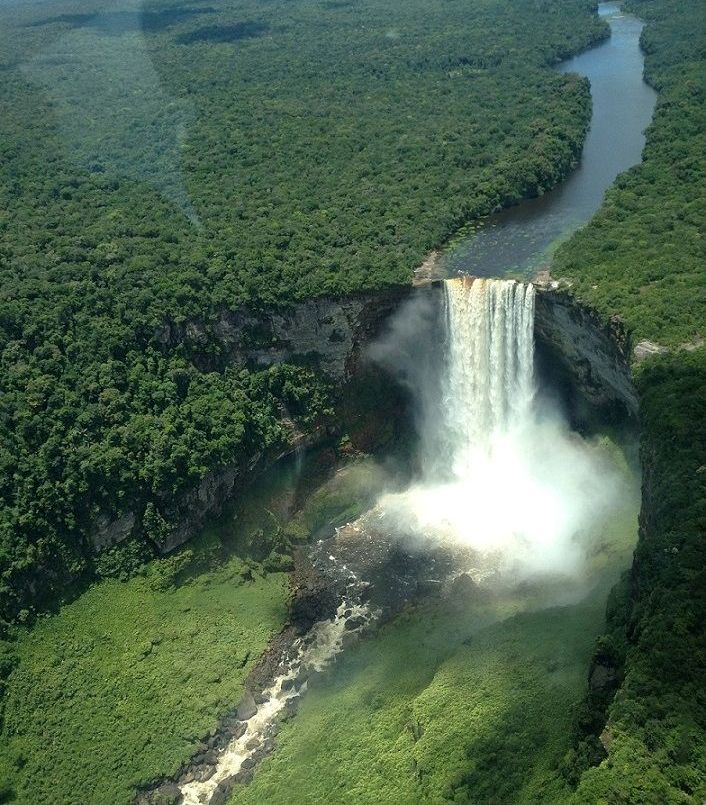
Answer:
xmin=220 ymin=437 xmax=638 ymax=805
xmin=229 ymin=597 xmax=602 ymax=805
xmin=0 ymin=556 xmax=288 ymax=804
xmin=0 ymin=0 xmax=703 ymax=799
xmin=551 ymin=0 xmax=706 ymax=800
xmin=0 ymin=0 xmax=605 ymax=625
xmin=567 ymin=351 xmax=706 ymax=804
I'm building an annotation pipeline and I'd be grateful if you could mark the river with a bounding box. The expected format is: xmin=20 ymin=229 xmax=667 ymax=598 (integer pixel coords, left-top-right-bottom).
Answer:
xmin=437 ymin=1 xmax=657 ymax=279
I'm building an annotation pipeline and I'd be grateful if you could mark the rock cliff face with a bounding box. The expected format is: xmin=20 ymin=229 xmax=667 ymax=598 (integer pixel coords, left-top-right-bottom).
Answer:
xmin=92 ymin=282 xmax=639 ymax=555
xmin=90 ymin=289 xmax=414 ymax=554
xmin=154 ymin=289 xmax=411 ymax=380
xmin=533 ymin=286 xmax=638 ymax=427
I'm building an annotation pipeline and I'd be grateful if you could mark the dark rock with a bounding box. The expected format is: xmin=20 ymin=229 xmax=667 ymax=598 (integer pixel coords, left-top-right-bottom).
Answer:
xmin=208 ymin=776 xmax=239 ymax=805
xmin=303 ymin=670 xmax=324 ymax=690
xmin=449 ymin=573 xmax=480 ymax=600
xmin=196 ymin=765 xmax=216 ymax=782
xmin=153 ymin=783 xmax=182 ymax=805
xmin=237 ymin=691 xmax=258 ymax=720
xmin=344 ymin=615 xmax=366 ymax=630
xmin=358 ymin=581 xmax=372 ymax=602
xmin=290 ymin=582 xmax=338 ymax=632
xmin=589 ymin=663 xmax=617 ymax=691
xmin=224 ymin=720 xmax=247 ymax=740
xmin=233 ymin=769 xmax=253 ymax=785
xmin=417 ymin=578 xmax=443 ymax=597
xmin=240 ymin=756 xmax=256 ymax=771
xmin=281 ymin=677 xmax=296 ymax=691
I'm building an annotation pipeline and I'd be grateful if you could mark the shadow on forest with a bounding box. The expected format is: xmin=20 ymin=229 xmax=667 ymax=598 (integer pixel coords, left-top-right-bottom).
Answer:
xmin=176 ymin=21 xmax=269 ymax=44
xmin=27 ymin=7 xmax=217 ymax=34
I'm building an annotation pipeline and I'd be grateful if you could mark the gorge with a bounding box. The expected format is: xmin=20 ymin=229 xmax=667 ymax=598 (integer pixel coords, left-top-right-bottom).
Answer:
xmin=142 ymin=274 xmax=641 ymax=804
xmin=1 ymin=0 xmax=702 ymax=800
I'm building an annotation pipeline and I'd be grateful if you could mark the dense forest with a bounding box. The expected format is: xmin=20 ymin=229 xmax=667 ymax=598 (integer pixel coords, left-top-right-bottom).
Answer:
xmin=553 ymin=0 xmax=705 ymax=798
xmin=0 ymin=0 xmax=605 ymax=625
xmin=0 ymin=0 xmax=703 ymax=800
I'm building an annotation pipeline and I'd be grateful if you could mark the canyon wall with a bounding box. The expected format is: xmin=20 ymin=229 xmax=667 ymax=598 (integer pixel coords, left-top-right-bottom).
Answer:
xmin=90 ymin=289 xmax=414 ymax=554
xmin=533 ymin=285 xmax=638 ymax=427
xmin=92 ymin=282 xmax=639 ymax=555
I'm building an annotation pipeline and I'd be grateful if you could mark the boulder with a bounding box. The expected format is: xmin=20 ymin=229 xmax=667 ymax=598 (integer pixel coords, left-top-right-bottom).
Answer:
xmin=237 ymin=691 xmax=258 ymax=721
xmin=153 ymin=783 xmax=182 ymax=805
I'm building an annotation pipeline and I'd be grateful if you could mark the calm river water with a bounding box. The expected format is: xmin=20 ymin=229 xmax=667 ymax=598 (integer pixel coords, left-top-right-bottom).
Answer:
xmin=437 ymin=2 xmax=657 ymax=278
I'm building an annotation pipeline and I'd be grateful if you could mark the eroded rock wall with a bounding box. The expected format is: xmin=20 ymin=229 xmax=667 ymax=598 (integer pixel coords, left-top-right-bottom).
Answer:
xmin=154 ymin=290 xmax=411 ymax=380
xmin=533 ymin=287 xmax=638 ymax=427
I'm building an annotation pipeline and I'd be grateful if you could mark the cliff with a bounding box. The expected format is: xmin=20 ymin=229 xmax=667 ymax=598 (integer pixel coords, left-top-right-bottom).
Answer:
xmin=90 ymin=288 xmax=413 ymax=554
xmin=91 ymin=282 xmax=642 ymax=558
xmin=534 ymin=285 xmax=639 ymax=428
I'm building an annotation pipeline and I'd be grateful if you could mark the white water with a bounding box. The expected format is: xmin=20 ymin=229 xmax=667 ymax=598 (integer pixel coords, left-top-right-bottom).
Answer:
xmin=376 ymin=277 xmax=621 ymax=579
xmin=180 ymin=592 xmax=372 ymax=804
xmin=436 ymin=277 xmax=535 ymax=473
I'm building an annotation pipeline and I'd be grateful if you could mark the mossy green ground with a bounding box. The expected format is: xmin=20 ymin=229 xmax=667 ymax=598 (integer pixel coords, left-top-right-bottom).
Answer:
xmin=230 ymin=448 xmax=639 ymax=804
xmin=0 ymin=447 xmax=637 ymax=804
xmin=0 ymin=564 xmax=288 ymax=804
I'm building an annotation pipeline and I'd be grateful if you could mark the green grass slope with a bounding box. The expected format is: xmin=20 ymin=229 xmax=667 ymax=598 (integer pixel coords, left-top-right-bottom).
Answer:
xmin=0 ymin=551 xmax=288 ymax=804
xmin=227 ymin=589 xmax=623 ymax=805
xmin=226 ymin=441 xmax=639 ymax=804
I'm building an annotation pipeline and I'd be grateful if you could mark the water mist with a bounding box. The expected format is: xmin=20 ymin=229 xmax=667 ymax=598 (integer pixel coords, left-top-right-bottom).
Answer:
xmin=371 ymin=277 xmax=626 ymax=584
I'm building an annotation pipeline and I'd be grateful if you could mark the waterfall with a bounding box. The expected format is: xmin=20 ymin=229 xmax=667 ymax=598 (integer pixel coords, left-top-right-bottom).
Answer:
xmin=423 ymin=277 xmax=535 ymax=481
xmin=368 ymin=272 xmax=626 ymax=583
xmin=444 ymin=277 xmax=535 ymax=447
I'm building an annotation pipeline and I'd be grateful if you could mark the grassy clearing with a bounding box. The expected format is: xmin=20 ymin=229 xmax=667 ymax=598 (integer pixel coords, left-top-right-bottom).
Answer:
xmin=230 ymin=444 xmax=639 ymax=804
xmin=0 ymin=561 xmax=288 ymax=804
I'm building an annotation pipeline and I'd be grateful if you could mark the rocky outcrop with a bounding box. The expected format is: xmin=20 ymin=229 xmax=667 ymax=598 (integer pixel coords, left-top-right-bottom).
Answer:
xmin=92 ymin=510 xmax=137 ymax=551
xmin=154 ymin=289 xmax=412 ymax=380
xmin=633 ymin=339 xmax=668 ymax=363
xmin=533 ymin=286 xmax=639 ymax=427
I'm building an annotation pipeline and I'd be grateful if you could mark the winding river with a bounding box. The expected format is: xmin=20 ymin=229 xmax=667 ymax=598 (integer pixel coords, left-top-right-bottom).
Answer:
xmin=437 ymin=1 xmax=657 ymax=279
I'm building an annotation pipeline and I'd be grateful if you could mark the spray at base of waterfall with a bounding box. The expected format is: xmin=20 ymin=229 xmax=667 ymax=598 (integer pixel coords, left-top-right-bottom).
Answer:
xmin=369 ymin=277 xmax=627 ymax=584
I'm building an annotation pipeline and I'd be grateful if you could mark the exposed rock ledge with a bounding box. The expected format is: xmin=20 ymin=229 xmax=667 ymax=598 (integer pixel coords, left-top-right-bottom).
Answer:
xmin=91 ymin=280 xmax=640 ymax=555
xmin=533 ymin=286 xmax=639 ymax=426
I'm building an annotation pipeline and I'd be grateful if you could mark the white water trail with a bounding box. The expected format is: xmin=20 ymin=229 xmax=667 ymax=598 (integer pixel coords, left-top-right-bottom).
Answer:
xmin=377 ymin=277 xmax=621 ymax=580
xmin=180 ymin=587 xmax=372 ymax=805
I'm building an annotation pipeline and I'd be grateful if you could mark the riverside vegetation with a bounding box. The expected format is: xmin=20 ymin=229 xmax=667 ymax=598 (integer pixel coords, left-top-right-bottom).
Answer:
xmin=0 ymin=0 xmax=704 ymax=803
xmin=549 ymin=0 xmax=706 ymax=798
